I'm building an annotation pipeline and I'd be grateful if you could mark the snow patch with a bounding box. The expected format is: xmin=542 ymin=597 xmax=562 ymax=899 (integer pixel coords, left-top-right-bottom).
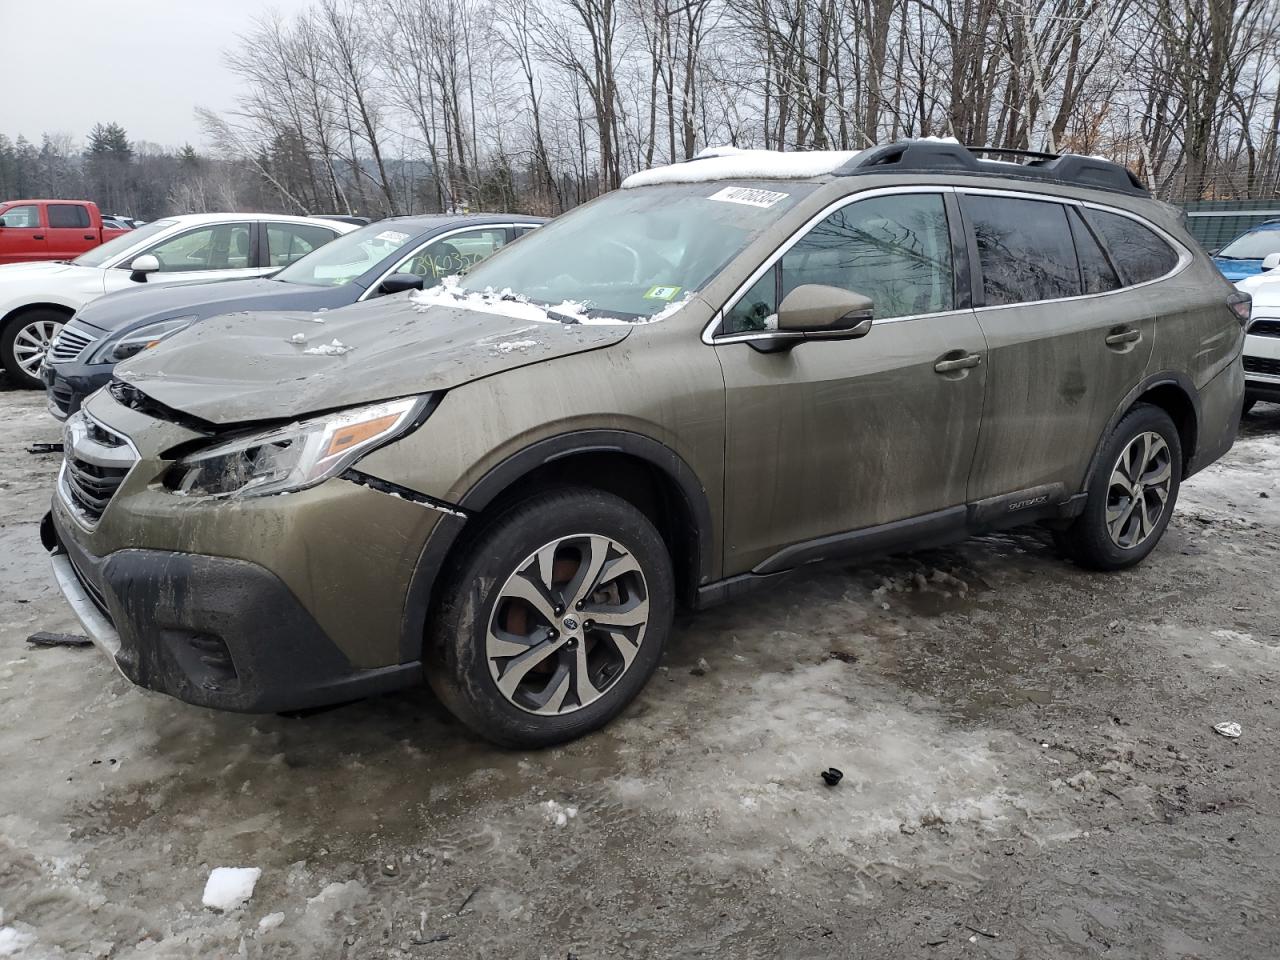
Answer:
xmin=303 ymin=338 xmax=352 ymax=356
xmin=258 ymin=912 xmax=285 ymax=933
xmin=495 ymin=339 xmax=539 ymax=354
xmin=0 ymin=927 xmax=35 ymax=957
xmin=202 ymin=866 xmax=261 ymax=911
xmin=542 ymin=800 xmax=579 ymax=827
xmin=623 ymin=148 xmax=861 ymax=188
xmin=411 ymin=283 xmax=662 ymax=326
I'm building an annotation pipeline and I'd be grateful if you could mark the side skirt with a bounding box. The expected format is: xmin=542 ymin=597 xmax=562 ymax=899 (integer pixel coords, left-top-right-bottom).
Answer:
xmin=694 ymin=485 xmax=1083 ymax=610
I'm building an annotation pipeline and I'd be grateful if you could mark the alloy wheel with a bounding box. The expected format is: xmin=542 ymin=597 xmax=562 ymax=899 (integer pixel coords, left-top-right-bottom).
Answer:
xmin=1106 ymin=430 xmax=1172 ymax=549
xmin=486 ymin=533 xmax=650 ymax=716
xmin=12 ymin=318 xmax=63 ymax=378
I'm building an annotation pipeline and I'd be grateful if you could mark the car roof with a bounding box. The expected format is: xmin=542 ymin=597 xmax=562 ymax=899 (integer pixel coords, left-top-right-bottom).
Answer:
xmin=155 ymin=212 xmax=359 ymax=229
xmin=370 ymin=213 xmax=548 ymax=231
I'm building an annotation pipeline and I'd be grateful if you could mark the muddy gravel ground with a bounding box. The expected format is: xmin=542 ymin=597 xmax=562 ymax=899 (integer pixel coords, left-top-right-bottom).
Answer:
xmin=1 ymin=379 xmax=1279 ymax=960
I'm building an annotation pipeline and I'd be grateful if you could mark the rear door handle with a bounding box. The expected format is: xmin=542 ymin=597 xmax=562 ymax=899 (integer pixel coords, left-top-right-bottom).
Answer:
xmin=1105 ymin=328 xmax=1142 ymax=347
xmin=934 ymin=352 xmax=982 ymax=373
xmin=33 ymin=234 xmax=44 ymax=240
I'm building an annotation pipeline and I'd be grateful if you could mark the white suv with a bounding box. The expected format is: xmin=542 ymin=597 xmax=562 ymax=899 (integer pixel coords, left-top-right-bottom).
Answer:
xmin=0 ymin=213 xmax=354 ymax=388
xmin=1235 ymin=269 xmax=1280 ymax=411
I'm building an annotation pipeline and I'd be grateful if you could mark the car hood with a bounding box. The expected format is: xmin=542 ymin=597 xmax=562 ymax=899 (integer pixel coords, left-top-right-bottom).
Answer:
xmin=1213 ymin=257 xmax=1263 ymax=281
xmin=115 ymin=294 xmax=635 ymax=425
xmin=74 ymin=277 xmax=345 ymax=334
xmin=0 ymin=260 xmax=105 ymax=285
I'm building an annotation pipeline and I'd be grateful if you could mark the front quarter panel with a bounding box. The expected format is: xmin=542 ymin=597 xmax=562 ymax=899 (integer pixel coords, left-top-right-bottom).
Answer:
xmin=355 ymin=303 xmax=728 ymax=581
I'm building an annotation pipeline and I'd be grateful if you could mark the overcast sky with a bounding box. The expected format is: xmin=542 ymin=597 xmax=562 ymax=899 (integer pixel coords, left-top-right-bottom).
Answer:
xmin=0 ymin=0 xmax=314 ymax=150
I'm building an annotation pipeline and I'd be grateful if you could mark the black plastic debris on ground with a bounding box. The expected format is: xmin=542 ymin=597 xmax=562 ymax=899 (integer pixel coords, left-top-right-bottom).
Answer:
xmin=27 ymin=631 xmax=92 ymax=648
xmin=821 ymin=767 xmax=844 ymax=786
xmin=26 ymin=443 xmax=63 ymax=455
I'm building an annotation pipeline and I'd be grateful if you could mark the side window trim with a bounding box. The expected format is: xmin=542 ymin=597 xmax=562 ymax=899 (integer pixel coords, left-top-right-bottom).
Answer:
xmin=357 ymin=224 xmax=515 ymax=301
xmin=705 ymin=184 xmax=962 ymax=346
xmin=1067 ymin=206 xmax=1124 ymax=289
xmin=954 ymin=187 xmax=1191 ymax=309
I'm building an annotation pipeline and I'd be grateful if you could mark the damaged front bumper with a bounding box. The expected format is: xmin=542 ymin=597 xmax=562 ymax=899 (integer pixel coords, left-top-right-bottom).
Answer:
xmin=43 ymin=510 xmax=425 ymax=712
xmin=42 ymin=388 xmax=462 ymax=714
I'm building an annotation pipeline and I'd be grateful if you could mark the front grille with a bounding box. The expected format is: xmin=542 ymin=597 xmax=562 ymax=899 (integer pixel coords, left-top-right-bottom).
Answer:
xmin=59 ymin=411 xmax=138 ymax=524
xmin=49 ymin=326 xmax=96 ymax=363
xmin=63 ymin=459 xmax=130 ymax=519
xmin=1244 ymin=355 xmax=1280 ymax=377
xmin=1248 ymin=319 xmax=1280 ymax=338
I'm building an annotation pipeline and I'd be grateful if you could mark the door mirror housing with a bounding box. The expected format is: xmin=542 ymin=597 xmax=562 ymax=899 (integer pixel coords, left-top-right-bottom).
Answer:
xmin=128 ymin=254 xmax=161 ymax=282
xmin=1263 ymin=253 xmax=1280 ymax=272
xmin=754 ymin=284 xmax=874 ymax=352
xmin=377 ymin=272 xmax=425 ymax=296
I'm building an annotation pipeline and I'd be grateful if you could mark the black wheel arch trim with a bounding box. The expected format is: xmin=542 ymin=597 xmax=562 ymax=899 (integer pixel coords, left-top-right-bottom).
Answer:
xmin=1081 ymin=370 xmax=1200 ymax=492
xmin=397 ymin=429 xmax=714 ymax=663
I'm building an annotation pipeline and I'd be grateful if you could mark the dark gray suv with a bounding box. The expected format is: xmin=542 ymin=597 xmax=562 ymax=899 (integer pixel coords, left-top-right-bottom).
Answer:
xmin=44 ymin=141 xmax=1245 ymax=747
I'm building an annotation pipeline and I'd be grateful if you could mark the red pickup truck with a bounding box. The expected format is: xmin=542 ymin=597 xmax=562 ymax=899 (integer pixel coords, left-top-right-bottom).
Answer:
xmin=0 ymin=200 xmax=131 ymax=265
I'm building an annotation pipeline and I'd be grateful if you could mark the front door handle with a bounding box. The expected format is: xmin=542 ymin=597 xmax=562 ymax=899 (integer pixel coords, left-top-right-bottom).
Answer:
xmin=1105 ymin=328 xmax=1142 ymax=347
xmin=934 ymin=352 xmax=982 ymax=374
xmin=33 ymin=234 xmax=44 ymax=240
xmin=83 ymin=234 xmax=95 ymax=240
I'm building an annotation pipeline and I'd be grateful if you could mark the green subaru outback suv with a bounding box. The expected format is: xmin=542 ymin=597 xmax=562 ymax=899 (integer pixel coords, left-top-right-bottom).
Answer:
xmin=44 ymin=141 xmax=1246 ymax=746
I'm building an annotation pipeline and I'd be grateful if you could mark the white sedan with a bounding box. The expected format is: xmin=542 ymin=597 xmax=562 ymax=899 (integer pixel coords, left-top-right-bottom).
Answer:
xmin=0 ymin=213 xmax=355 ymax=388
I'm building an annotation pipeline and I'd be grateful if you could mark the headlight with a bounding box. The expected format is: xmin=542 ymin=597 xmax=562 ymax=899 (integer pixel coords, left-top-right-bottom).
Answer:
xmin=163 ymin=396 xmax=427 ymax=499
xmin=92 ymin=316 xmax=198 ymax=364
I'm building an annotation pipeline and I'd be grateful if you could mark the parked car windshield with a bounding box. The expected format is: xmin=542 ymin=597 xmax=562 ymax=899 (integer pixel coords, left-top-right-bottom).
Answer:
xmin=1218 ymin=227 xmax=1280 ymax=259
xmin=275 ymin=224 xmax=416 ymax=287
xmin=458 ymin=181 xmax=816 ymax=319
xmin=73 ymin=220 xmax=174 ymax=268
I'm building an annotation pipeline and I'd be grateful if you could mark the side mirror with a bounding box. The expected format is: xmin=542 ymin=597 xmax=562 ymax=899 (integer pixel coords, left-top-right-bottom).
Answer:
xmin=1263 ymin=253 xmax=1280 ymax=272
xmin=377 ymin=272 xmax=425 ymax=296
xmin=755 ymin=284 xmax=874 ymax=352
xmin=129 ymin=254 xmax=160 ymax=283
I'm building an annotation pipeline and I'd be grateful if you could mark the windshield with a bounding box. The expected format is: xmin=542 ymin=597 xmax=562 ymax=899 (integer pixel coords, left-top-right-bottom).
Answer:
xmin=458 ymin=181 xmax=815 ymax=318
xmin=1218 ymin=227 xmax=1280 ymax=260
xmin=275 ymin=224 xmax=417 ymax=286
xmin=73 ymin=219 xmax=175 ymax=267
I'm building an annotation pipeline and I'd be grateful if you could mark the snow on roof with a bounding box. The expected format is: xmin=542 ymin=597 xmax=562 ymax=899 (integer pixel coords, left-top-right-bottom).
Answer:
xmin=621 ymin=147 xmax=862 ymax=189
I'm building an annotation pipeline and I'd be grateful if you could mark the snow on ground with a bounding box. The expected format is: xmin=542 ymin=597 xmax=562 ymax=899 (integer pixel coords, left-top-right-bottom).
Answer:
xmin=4 ymin=389 xmax=1280 ymax=957
xmin=202 ymin=866 xmax=261 ymax=911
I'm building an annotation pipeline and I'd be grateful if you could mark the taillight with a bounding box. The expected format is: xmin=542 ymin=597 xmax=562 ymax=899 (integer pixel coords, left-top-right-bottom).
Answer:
xmin=1228 ymin=291 xmax=1251 ymax=327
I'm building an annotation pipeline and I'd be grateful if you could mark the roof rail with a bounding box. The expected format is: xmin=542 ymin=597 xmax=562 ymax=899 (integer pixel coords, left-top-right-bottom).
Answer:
xmin=835 ymin=141 xmax=1149 ymax=198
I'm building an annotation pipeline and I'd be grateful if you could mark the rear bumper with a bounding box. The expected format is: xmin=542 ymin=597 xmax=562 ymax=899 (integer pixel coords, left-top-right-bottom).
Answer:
xmin=43 ymin=510 xmax=422 ymax=713
xmin=1187 ymin=357 xmax=1244 ymax=477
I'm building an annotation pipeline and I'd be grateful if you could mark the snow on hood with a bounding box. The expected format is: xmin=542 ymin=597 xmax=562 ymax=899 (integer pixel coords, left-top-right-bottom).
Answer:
xmin=115 ymin=289 xmax=636 ymax=425
xmin=621 ymin=148 xmax=862 ymax=188
xmin=409 ymin=279 xmax=691 ymax=325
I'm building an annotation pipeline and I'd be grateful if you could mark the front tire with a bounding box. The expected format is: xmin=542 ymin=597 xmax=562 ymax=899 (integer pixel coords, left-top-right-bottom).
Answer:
xmin=425 ymin=487 xmax=674 ymax=748
xmin=1053 ymin=403 xmax=1182 ymax=571
xmin=1 ymin=308 xmax=66 ymax=389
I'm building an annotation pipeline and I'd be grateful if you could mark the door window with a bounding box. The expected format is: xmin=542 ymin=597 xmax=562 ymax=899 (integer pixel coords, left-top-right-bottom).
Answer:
xmin=141 ymin=223 xmax=252 ymax=271
xmin=394 ymin=228 xmax=508 ymax=287
xmin=964 ymin=195 xmax=1081 ymax=305
xmin=723 ymin=192 xmax=954 ymax=334
xmin=48 ymin=204 xmax=91 ymax=229
xmin=266 ymin=223 xmax=339 ymax=267
xmin=0 ymin=205 xmax=41 ymax=228
xmin=1083 ymin=208 xmax=1179 ymax=285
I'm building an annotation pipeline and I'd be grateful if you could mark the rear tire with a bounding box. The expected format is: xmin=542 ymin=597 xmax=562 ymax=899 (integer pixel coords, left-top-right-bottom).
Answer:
xmin=1053 ymin=404 xmax=1182 ymax=571
xmin=1 ymin=308 xmax=66 ymax=389
xmin=425 ymin=487 xmax=674 ymax=748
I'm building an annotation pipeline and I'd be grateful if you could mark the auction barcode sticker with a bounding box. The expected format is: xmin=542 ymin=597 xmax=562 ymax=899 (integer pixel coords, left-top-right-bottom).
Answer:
xmin=707 ymin=186 xmax=789 ymax=208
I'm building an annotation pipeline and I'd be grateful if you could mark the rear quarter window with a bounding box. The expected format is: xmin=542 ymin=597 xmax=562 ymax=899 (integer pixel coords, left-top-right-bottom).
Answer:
xmin=1083 ymin=208 xmax=1180 ymax=285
